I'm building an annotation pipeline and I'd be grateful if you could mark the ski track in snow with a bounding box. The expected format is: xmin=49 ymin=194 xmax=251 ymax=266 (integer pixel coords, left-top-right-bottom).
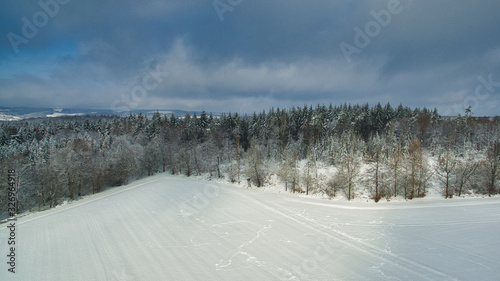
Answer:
xmin=1 ymin=174 xmax=499 ymax=280
xmin=223 ymin=188 xmax=458 ymax=281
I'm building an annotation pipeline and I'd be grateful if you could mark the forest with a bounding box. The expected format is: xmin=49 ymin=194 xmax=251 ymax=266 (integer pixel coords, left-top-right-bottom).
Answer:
xmin=1 ymin=103 xmax=499 ymax=218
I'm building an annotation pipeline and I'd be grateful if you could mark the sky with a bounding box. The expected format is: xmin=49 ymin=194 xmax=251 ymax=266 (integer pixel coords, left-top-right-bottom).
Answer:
xmin=1 ymin=0 xmax=499 ymax=116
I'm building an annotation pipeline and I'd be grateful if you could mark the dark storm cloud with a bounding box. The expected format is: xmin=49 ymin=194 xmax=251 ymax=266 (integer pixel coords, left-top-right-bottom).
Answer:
xmin=1 ymin=0 xmax=499 ymax=115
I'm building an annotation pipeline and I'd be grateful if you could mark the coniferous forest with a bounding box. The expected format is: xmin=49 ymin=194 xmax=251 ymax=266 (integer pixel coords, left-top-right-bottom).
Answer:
xmin=1 ymin=103 xmax=499 ymax=218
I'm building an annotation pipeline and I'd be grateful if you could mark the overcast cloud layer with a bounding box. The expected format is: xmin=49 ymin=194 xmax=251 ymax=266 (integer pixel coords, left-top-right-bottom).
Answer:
xmin=1 ymin=0 xmax=499 ymax=116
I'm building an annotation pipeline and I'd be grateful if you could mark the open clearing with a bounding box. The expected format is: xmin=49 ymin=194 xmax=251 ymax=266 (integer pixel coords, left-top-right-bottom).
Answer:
xmin=1 ymin=174 xmax=499 ymax=280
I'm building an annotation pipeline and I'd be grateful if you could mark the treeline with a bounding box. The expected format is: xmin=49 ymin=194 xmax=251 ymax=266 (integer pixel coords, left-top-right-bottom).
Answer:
xmin=1 ymin=103 xmax=499 ymax=218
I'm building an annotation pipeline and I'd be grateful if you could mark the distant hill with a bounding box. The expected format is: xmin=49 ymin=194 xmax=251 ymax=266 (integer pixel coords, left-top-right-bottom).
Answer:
xmin=0 ymin=107 xmax=217 ymax=121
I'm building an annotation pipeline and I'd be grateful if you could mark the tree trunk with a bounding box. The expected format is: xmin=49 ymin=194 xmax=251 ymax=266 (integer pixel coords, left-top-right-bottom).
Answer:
xmin=375 ymin=160 xmax=379 ymax=202
xmin=217 ymin=155 xmax=221 ymax=178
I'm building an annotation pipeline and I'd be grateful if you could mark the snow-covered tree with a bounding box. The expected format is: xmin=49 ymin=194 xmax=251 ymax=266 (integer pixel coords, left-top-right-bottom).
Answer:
xmin=455 ymin=157 xmax=478 ymax=197
xmin=483 ymin=142 xmax=500 ymax=195
xmin=245 ymin=142 xmax=266 ymax=187
xmin=336 ymin=131 xmax=362 ymax=200
xmin=435 ymin=146 xmax=458 ymax=198
xmin=406 ymin=137 xmax=423 ymax=199
xmin=278 ymin=149 xmax=299 ymax=193
xmin=365 ymin=133 xmax=388 ymax=202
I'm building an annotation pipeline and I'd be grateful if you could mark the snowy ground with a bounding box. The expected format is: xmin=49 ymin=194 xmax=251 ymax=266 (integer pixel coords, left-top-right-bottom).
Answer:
xmin=1 ymin=174 xmax=499 ymax=280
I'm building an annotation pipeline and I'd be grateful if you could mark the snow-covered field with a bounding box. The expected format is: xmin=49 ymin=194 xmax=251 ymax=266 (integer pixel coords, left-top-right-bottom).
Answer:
xmin=1 ymin=174 xmax=499 ymax=280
